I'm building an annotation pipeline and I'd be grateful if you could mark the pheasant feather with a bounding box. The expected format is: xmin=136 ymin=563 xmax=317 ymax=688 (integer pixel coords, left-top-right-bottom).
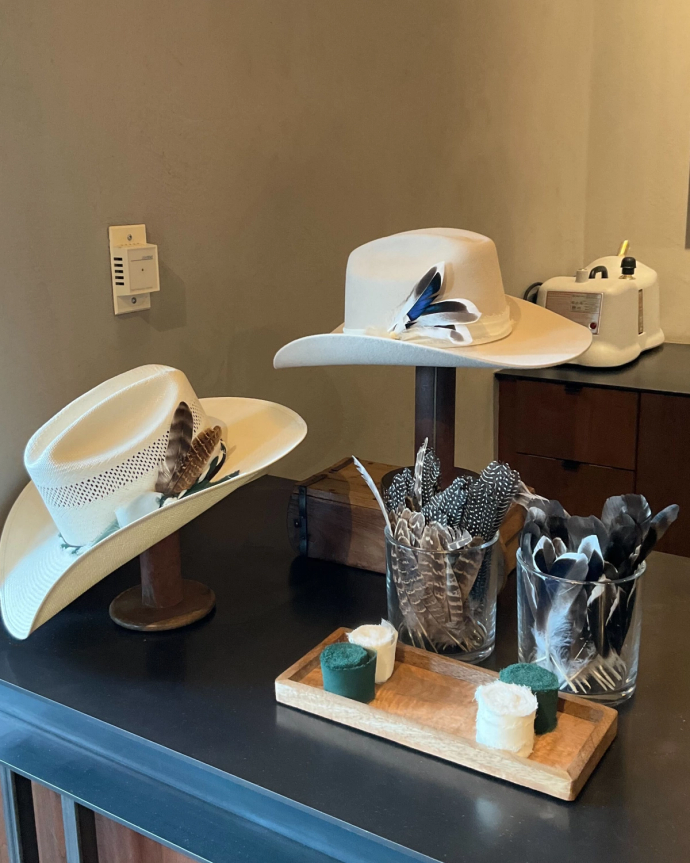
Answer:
xmin=171 ymin=426 xmax=222 ymax=494
xmin=156 ymin=401 xmax=193 ymax=495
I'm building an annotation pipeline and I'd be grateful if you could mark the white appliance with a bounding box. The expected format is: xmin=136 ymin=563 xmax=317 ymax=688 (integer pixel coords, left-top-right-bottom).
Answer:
xmin=534 ymin=245 xmax=664 ymax=367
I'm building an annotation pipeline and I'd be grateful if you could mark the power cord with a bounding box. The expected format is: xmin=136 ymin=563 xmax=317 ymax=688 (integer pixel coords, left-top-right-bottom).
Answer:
xmin=523 ymin=282 xmax=542 ymax=303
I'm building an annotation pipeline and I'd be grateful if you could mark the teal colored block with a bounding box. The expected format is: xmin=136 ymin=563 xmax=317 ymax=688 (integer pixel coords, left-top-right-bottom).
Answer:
xmin=320 ymin=642 xmax=377 ymax=703
xmin=500 ymin=663 xmax=559 ymax=734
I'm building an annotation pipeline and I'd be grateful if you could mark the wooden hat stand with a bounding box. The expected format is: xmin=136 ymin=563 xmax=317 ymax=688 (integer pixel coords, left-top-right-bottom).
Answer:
xmin=109 ymin=532 xmax=215 ymax=631
xmin=109 ymin=364 xmax=501 ymax=630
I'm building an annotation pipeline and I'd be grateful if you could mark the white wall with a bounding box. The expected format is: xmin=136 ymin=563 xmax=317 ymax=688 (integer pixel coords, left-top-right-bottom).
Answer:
xmin=5 ymin=1 xmax=688 ymax=526
xmin=585 ymin=0 xmax=690 ymax=341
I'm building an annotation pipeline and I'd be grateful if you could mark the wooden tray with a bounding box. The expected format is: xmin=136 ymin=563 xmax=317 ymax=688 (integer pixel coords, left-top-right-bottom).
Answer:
xmin=275 ymin=629 xmax=618 ymax=800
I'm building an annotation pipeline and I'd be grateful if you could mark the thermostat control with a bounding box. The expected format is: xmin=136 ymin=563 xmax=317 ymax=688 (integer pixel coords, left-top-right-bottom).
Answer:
xmin=109 ymin=224 xmax=160 ymax=315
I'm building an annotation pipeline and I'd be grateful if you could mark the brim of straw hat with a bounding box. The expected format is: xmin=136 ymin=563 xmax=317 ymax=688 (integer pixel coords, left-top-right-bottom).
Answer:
xmin=274 ymin=297 xmax=592 ymax=370
xmin=0 ymin=397 xmax=307 ymax=640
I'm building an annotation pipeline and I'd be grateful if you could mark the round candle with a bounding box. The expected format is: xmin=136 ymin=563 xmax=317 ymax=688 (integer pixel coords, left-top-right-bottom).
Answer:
xmin=347 ymin=620 xmax=398 ymax=683
xmin=475 ymin=680 xmax=538 ymax=757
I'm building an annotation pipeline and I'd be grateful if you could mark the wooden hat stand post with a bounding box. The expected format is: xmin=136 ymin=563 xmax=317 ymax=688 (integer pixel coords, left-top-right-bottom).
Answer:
xmin=109 ymin=532 xmax=215 ymax=631
xmin=414 ymin=366 xmax=464 ymax=486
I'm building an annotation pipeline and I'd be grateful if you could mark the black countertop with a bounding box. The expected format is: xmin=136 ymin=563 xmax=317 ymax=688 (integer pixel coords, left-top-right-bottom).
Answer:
xmin=497 ymin=341 xmax=690 ymax=395
xmin=0 ymin=477 xmax=688 ymax=863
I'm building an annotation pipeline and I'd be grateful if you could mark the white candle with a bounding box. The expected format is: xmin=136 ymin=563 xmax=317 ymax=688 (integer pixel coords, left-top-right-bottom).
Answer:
xmin=347 ymin=620 xmax=398 ymax=684
xmin=475 ymin=680 xmax=537 ymax=757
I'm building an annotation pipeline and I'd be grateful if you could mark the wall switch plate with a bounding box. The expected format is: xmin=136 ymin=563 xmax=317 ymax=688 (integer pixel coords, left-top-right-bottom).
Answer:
xmin=109 ymin=224 xmax=160 ymax=315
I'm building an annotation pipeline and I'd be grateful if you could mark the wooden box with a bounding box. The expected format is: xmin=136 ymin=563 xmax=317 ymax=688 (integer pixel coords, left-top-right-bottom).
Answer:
xmin=288 ymin=457 xmax=392 ymax=572
xmin=276 ymin=629 xmax=618 ymax=801
xmin=287 ymin=457 xmax=525 ymax=575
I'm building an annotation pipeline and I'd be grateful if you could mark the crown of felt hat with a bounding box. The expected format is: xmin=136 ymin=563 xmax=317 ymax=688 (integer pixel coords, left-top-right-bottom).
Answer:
xmin=343 ymin=228 xmax=511 ymax=345
xmin=24 ymin=365 xmax=211 ymax=547
xmin=274 ymin=227 xmax=592 ymax=369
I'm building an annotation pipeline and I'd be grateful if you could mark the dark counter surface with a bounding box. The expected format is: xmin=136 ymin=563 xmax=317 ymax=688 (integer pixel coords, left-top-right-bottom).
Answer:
xmin=0 ymin=476 xmax=688 ymax=863
xmin=497 ymin=341 xmax=690 ymax=395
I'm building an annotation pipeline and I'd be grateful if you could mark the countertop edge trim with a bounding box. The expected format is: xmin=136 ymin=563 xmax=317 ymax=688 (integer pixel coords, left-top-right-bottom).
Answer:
xmin=0 ymin=681 xmax=438 ymax=863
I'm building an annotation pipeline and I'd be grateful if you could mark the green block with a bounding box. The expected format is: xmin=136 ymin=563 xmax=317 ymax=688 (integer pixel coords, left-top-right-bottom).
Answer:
xmin=500 ymin=663 xmax=559 ymax=734
xmin=320 ymin=643 xmax=377 ymax=703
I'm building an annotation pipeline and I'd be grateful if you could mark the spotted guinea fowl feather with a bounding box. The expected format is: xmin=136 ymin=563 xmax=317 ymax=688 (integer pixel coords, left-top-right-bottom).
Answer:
xmin=412 ymin=438 xmax=428 ymax=508
xmin=384 ymin=469 xmax=413 ymax=514
xmin=482 ymin=461 xmax=521 ymax=538
xmin=420 ymin=447 xmax=441 ymax=507
xmin=423 ymin=476 xmax=470 ymax=528
xmin=156 ymin=401 xmax=193 ymax=495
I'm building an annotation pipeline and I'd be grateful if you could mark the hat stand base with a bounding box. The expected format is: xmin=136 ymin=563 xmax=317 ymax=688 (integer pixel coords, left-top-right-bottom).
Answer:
xmin=109 ymin=532 xmax=215 ymax=632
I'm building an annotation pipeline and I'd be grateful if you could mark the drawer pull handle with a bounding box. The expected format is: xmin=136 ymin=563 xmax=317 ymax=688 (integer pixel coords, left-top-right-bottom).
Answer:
xmin=562 ymin=460 xmax=581 ymax=472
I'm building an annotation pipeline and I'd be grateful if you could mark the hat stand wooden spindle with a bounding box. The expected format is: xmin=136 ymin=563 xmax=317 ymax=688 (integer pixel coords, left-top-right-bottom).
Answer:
xmin=414 ymin=366 xmax=480 ymax=485
xmin=415 ymin=366 xmax=457 ymax=486
xmin=109 ymin=531 xmax=215 ymax=631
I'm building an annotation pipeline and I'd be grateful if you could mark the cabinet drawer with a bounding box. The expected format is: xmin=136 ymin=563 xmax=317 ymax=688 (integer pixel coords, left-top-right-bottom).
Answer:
xmin=511 ymin=380 xmax=638 ymax=469
xmin=514 ymin=454 xmax=635 ymax=517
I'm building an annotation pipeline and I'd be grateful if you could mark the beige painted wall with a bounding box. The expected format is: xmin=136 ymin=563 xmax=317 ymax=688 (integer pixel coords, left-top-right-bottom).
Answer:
xmin=0 ymin=0 xmax=598 ymax=525
xmin=585 ymin=0 xmax=690 ymax=340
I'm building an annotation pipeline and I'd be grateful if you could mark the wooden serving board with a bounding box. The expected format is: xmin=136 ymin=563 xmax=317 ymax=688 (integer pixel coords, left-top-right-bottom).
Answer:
xmin=275 ymin=629 xmax=618 ymax=800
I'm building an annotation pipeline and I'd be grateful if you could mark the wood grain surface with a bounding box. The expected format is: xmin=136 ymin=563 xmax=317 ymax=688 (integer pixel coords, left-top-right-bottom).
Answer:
xmin=94 ymin=815 xmax=192 ymax=863
xmin=30 ymin=782 xmax=192 ymax=863
xmin=509 ymin=380 xmax=639 ymax=469
xmin=636 ymin=392 xmax=690 ymax=555
xmin=287 ymin=457 xmax=394 ymax=572
xmin=512 ymin=453 xmax=635 ymax=517
xmin=276 ymin=629 xmax=617 ymax=801
xmin=32 ymin=783 xmax=66 ymax=863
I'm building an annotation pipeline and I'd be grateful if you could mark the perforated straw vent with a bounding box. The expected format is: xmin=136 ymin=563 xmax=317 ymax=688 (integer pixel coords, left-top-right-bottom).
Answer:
xmin=35 ymin=396 xmax=205 ymax=510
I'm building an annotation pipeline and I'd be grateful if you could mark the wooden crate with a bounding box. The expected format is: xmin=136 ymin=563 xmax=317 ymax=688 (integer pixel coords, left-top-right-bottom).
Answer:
xmin=276 ymin=629 xmax=618 ymax=801
xmin=287 ymin=457 xmax=525 ymax=574
xmin=287 ymin=457 xmax=393 ymax=572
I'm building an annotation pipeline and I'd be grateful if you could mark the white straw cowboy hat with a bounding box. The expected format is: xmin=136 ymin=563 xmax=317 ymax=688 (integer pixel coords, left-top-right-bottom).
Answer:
xmin=0 ymin=365 xmax=306 ymax=639
xmin=274 ymin=228 xmax=592 ymax=369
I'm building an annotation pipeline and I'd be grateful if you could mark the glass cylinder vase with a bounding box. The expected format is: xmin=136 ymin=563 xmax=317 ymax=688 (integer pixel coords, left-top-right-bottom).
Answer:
xmin=385 ymin=529 xmax=499 ymax=663
xmin=516 ymin=548 xmax=645 ymax=704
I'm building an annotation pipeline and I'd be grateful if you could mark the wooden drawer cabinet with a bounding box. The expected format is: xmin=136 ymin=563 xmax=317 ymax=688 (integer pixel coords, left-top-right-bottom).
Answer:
xmin=506 ymin=379 xmax=638 ymax=469
xmin=512 ymin=454 xmax=635 ymax=518
xmin=636 ymin=393 xmax=690 ymax=556
xmin=498 ymin=370 xmax=689 ymax=557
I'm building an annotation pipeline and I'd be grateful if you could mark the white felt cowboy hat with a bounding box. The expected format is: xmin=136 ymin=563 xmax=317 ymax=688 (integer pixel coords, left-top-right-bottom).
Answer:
xmin=0 ymin=365 xmax=307 ymax=639
xmin=274 ymin=228 xmax=592 ymax=369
